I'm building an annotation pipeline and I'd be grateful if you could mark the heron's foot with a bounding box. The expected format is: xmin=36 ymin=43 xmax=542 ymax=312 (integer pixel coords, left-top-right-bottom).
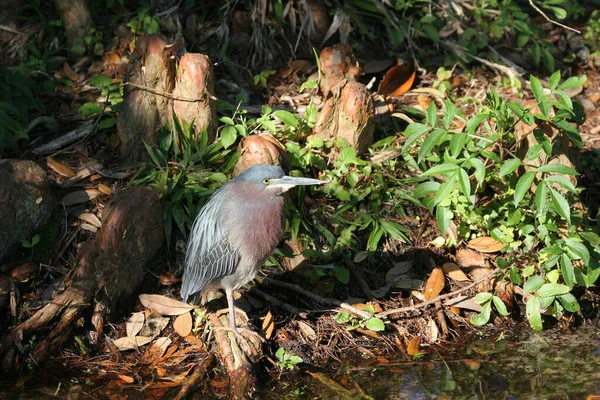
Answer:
xmin=215 ymin=306 xmax=249 ymax=322
xmin=214 ymin=326 xmax=267 ymax=343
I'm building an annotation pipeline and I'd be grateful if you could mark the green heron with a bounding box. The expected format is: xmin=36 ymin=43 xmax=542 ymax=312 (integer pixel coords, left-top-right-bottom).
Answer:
xmin=181 ymin=164 xmax=325 ymax=337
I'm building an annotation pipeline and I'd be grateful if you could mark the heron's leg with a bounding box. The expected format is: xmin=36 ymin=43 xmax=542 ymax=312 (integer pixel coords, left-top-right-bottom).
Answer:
xmin=225 ymin=288 xmax=241 ymax=336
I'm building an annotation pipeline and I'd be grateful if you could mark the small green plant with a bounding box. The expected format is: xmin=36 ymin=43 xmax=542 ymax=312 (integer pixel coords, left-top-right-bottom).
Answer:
xmin=275 ymin=347 xmax=303 ymax=370
xmin=334 ymin=305 xmax=385 ymax=332
xmin=127 ymin=10 xmax=160 ymax=35
xmin=78 ymin=74 xmax=122 ymax=129
xmin=253 ymin=70 xmax=276 ymax=88
xmin=21 ymin=234 xmax=40 ymax=257
xmin=470 ymin=292 xmax=511 ymax=326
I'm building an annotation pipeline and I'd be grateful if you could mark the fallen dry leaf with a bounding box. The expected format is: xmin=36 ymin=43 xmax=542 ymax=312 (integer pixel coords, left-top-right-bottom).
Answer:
xmin=296 ymin=321 xmax=317 ymax=340
xmin=63 ymin=62 xmax=79 ymax=82
xmin=60 ymin=189 xmax=100 ymax=206
xmin=356 ymin=328 xmax=381 ymax=339
xmin=76 ymin=212 xmax=102 ymax=228
xmin=126 ymin=312 xmax=145 ymax=337
xmin=456 ymin=248 xmax=487 ymax=268
xmin=140 ymin=314 xmax=170 ymax=338
xmin=118 ymin=375 xmax=134 ymax=384
xmin=467 ymin=237 xmax=505 ymax=253
xmin=139 ymin=294 xmax=194 ymax=316
xmin=406 ymin=336 xmax=422 ymax=356
xmin=441 ymin=263 xmax=470 ymax=281
xmin=46 ymin=158 xmax=75 ymax=177
xmin=112 ymin=336 xmax=152 ymax=351
xmin=353 ymin=302 xmax=383 ymax=313
xmin=159 ymin=271 xmax=179 ymax=285
xmin=262 ymin=311 xmax=275 ymax=340
xmin=80 ymin=223 xmax=98 ymax=233
xmin=445 ymin=295 xmax=483 ymax=312
xmin=417 ymin=93 xmax=431 ymax=110
xmin=378 ymin=59 xmax=416 ymax=96
xmin=173 ymin=312 xmax=192 ymax=337
xmin=142 ymin=337 xmax=172 ymax=364
xmin=424 ymin=267 xmax=445 ymax=300
xmin=184 ymin=335 xmax=204 ymax=350
xmin=98 ymin=183 xmax=113 ymax=195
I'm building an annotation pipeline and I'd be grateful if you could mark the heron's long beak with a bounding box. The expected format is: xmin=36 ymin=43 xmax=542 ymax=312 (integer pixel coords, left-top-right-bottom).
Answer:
xmin=272 ymin=175 xmax=326 ymax=191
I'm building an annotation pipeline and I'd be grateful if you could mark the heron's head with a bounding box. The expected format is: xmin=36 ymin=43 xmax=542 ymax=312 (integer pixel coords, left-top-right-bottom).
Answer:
xmin=232 ymin=164 xmax=325 ymax=196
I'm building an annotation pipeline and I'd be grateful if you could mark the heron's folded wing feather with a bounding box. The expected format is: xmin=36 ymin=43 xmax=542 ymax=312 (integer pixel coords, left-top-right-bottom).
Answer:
xmin=181 ymin=188 xmax=238 ymax=302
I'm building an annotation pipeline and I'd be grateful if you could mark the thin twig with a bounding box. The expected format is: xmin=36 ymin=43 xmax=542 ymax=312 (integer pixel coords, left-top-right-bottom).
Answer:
xmin=123 ymin=81 xmax=217 ymax=102
xmin=528 ymin=0 xmax=580 ymax=33
xmin=251 ymin=287 xmax=308 ymax=318
xmin=376 ymin=275 xmax=494 ymax=318
xmin=262 ymin=278 xmax=373 ymax=319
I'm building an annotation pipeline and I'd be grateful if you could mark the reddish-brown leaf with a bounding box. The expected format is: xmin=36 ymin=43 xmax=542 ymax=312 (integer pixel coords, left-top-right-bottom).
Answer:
xmin=424 ymin=267 xmax=445 ymax=300
xmin=441 ymin=263 xmax=470 ymax=281
xmin=98 ymin=183 xmax=113 ymax=195
xmin=46 ymin=157 xmax=75 ymax=177
xmin=173 ymin=312 xmax=192 ymax=337
xmin=378 ymin=59 xmax=416 ymax=96
xmin=262 ymin=311 xmax=275 ymax=340
xmin=118 ymin=375 xmax=134 ymax=384
xmin=63 ymin=62 xmax=79 ymax=82
xmin=406 ymin=336 xmax=422 ymax=356
xmin=467 ymin=237 xmax=505 ymax=253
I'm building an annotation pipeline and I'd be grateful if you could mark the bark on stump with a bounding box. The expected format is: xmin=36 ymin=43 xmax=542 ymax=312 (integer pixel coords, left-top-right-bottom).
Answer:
xmin=0 ymin=160 xmax=57 ymax=263
xmin=118 ymin=34 xmax=217 ymax=162
xmin=0 ymin=186 xmax=164 ymax=370
xmin=312 ymin=45 xmax=375 ymax=155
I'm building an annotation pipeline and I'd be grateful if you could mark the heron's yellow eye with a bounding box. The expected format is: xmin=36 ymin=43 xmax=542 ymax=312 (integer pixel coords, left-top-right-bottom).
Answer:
xmin=263 ymin=178 xmax=271 ymax=185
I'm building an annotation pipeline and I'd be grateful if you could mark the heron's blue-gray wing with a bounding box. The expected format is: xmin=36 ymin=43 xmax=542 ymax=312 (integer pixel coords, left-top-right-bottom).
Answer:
xmin=181 ymin=187 xmax=239 ymax=303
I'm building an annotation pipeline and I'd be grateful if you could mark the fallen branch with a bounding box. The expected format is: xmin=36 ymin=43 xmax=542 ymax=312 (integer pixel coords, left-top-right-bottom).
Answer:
xmin=32 ymin=120 xmax=95 ymax=155
xmin=251 ymin=287 xmax=308 ymax=318
xmin=528 ymin=0 xmax=580 ymax=33
xmin=262 ymin=278 xmax=373 ymax=319
xmin=376 ymin=275 xmax=494 ymax=318
xmin=173 ymin=353 xmax=215 ymax=400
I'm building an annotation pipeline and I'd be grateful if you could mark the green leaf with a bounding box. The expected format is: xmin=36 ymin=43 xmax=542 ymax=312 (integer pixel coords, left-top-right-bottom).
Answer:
xmin=544 ymin=175 xmax=577 ymax=193
xmin=561 ymin=253 xmax=575 ymax=288
xmin=465 ymin=113 xmax=489 ymax=134
xmin=333 ymin=266 xmax=350 ymax=284
xmin=558 ymin=293 xmax=580 ymax=312
xmin=548 ymin=71 xmax=561 ymax=90
xmin=474 ymin=292 xmax=493 ymax=304
xmin=402 ymin=123 xmax=431 ymax=153
xmin=530 ymin=75 xmax=544 ymax=104
xmin=450 ymin=134 xmax=468 ymax=158
xmin=555 ymin=119 xmax=584 ymax=149
xmin=492 ymin=296 xmax=510 ymax=316
xmin=78 ymin=102 xmax=104 ymax=116
xmin=468 ymin=158 xmax=485 ymax=187
xmin=537 ymin=283 xmax=570 ymax=297
xmin=338 ymin=147 xmax=357 ymax=163
xmin=436 ymin=205 xmax=452 ymax=233
xmin=526 ymin=296 xmax=543 ymax=331
xmin=516 ymin=33 xmax=529 ymax=48
xmin=422 ymin=25 xmax=439 ymax=41
xmin=549 ymin=187 xmax=570 ymax=223
xmin=418 ymin=129 xmax=445 ymax=163
xmin=580 ymin=231 xmax=600 ymax=246
xmin=273 ymin=110 xmax=299 ymax=128
xmin=535 ymin=180 xmax=548 ymax=216
xmin=427 ymin=102 xmax=438 ymax=127
xmin=470 ymin=302 xmax=492 ymax=326
xmin=365 ymin=318 xmax=386 ymax=332
xmin=537 ymin=164 xmax=578 ymax=175
xmin=220 ymin=126 xmax=237 ymax=149
xmin=499 ymin=159 xmax=521 ymax=177
xmin=442 ymin=101 xmax=456 ymax=129
xmin=524 ymin=275 xmax=545 ymax=293
xmin=558 ymin=75 xmax=586 ymax=90
xmin=89 ymin=74 xmax=112 ymax=87
xmin=565 ymin=238 xmax=590 ymax=266
xmin=458 ymin=168 xmax=471 ymax=199
xmin=434 ymin=173 xmax=458 ymax=206
xmin=514 ymin=171 xmax=535 ymax=207
xmin=422 ymin=163 xmax=459 ymax=176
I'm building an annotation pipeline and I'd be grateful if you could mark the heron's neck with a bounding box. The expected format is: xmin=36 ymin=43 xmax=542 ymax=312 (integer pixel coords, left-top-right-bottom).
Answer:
xmin=224 ymin=183 xmax=285 ymax=262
